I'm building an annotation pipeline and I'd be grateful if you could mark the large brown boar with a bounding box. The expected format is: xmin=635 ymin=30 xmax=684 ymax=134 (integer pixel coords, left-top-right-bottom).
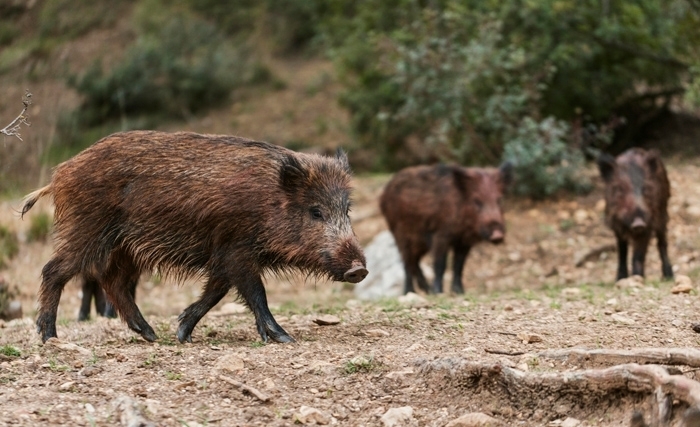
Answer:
xmin=22 ymin=131 xmax=367 ymax=344
xmin=380 ymin=163 xmax=513 ymax=294
xmin=597 ymin=148 xmax=673 ymax=280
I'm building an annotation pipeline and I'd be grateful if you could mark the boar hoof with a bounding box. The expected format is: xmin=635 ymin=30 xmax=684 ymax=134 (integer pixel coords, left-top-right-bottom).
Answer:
xmin=176 ymin=325 xmax=194 ymax=344
xmin=36 ymin=314 xmax=58 ymax=343
xmin=258 ymin=321 xmax=295 ymax=344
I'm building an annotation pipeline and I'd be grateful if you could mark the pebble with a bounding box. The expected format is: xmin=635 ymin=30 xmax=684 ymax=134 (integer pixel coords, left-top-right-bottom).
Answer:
xmin=313 ymin=315 xmax=341 ymax=326
xmin=380 ymin=406 xmax=413 ymax=427
xmin=611 ymin=313 xmax=635 ymax=325
xmin=615 ymin=275 xmax=644 ymax=289
xmin=365 ymin=328 xmax=390 ymax=337
xmin=517 ymin=332 xmax=543 ymax=344
xmin=59 ymin=381 xmax=75 ymax=391
xmin=214 ymin=354 xmax=244 ymax=373
xmin=671 ymin=275 xmax=693 ymax=294
xmin=294 ymin=406 xmax=332 ymax=425
xmin=446 ymin=412 xmax=502 ymax=426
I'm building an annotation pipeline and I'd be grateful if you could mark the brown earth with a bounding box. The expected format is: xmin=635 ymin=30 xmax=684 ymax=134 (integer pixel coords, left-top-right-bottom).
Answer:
xmin=1 ymin=160 xmax=700 ymax=426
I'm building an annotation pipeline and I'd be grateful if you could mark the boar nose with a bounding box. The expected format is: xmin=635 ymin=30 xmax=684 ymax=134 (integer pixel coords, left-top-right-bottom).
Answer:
xmin=344 ymin=264 xmax=368 ymax=283
xmin=489 ymin=229 xmax=504 ymax=244
xmin=631 ymin=217 xmax=647 ymax=231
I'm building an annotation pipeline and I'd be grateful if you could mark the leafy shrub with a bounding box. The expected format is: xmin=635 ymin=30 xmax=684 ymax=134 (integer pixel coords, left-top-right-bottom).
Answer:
xmin=39 ymin=0 xmax=128 ymax=40
xmin=0 ymin=22 xmax=19 ymax=47
xmin=502 ymin=117 xmax=591 ymax=200
xmin=68 ymin=6 xmax=248 ymax=127
xmin=27 ymin=212 xmax=52 ymax=243
xmin=0 ymin=225 xmax=19 ymax=269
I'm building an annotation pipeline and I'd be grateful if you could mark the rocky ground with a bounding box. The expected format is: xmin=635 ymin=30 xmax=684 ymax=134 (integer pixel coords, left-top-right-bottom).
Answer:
xmin=2 ymin=160 xmax=700 ymax=426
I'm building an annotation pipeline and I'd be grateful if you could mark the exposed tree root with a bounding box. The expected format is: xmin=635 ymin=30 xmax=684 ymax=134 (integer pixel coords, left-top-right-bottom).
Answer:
xmin=418 ymin=356 xmax=700 ymax=426
xmin=537 ymin=347 xmax=700 ymax=369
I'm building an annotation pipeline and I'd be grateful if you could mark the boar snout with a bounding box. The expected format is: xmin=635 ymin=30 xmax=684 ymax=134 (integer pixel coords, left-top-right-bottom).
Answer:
xmin=489 ymin=229 xmax=504 ymax=244
xmin=630 ymin=216 xmax=647 ymax=232
xmin=344 ymin=262 xmax=368 ymax=283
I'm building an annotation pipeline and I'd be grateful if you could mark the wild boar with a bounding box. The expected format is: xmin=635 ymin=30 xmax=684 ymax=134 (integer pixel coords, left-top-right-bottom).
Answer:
xmin=598 ymin=148 xmax=673 ymax=280
xmin=380 ymin=162 xmax=513 ymax=294
xmin=78 ymin=276 xmax=136 ymax=321
xmin=22 ymin=131 xmax=367 ymax=344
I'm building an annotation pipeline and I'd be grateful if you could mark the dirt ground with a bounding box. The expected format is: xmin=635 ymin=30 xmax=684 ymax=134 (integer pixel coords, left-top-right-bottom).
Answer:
xmin=2 ymin=160 xmax=700 ymax=427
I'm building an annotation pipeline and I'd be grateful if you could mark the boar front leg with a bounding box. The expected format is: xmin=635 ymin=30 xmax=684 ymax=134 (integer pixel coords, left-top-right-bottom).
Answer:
xmin=615 ymin=232 xmax=629 ymax=280
xmin=236 ymin=272 xmax=294 ymax=344
xmin=631 ymin=234 xmax=651 ymax=278
xmin=431 ymin=237 xmax=449 ymax=294
xmin=656 ymin=229 xmax=674 ymax=279
xmin=451 ymin=244 xmax=470 ymax=294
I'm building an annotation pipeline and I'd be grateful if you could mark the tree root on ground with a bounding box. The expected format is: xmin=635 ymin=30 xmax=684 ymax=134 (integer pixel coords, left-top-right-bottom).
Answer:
xmin=417 ymin=351 xmax=700 ymax=426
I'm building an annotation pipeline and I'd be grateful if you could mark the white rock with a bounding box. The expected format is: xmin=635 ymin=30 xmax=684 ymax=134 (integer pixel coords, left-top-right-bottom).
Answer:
xmin=294 ymin=406 xmax=332 ymax=425
xmin=397 ymin=292 xmax=430 ymax=308
xmin=611 ymin=313 xmax=635 ymax=325
xmin=380 ymin=406 xmax=413 ymax=427
xmin=313 ymin=315 xmax=341 ymax=326
xmin=671 ymin=275 xmax=693 ymax=294
xmin=561 ymin=417 xmax=581 ymax=427
xmin=561 ymin=288 xmax=581 ymax=297
xmin=59 ymin=381 xmax=75 ymax=391
xmin=615 ymin=275 xmax=644 ymax=289
xmin=365 ymin=328 xmax=390 ymax=337
xmin=446 ymin=412 xmax=502 ymax=427
xmin=214 ymin=354 xmax=244 ymax=373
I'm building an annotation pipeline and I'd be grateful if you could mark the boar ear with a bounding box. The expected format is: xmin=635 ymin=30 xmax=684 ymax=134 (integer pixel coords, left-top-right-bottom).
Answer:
xmin=335 ymin=148 xmax=351 ymax=173
xmin=280 ymin=154 xmax=308 ymax=191
xmin=498 ymin=161 xmax=514 ymax=187
xmin=646 ymin=149 xmax=662 ymax=174
xmin=597 ymin=153 xmax=616 ymax=182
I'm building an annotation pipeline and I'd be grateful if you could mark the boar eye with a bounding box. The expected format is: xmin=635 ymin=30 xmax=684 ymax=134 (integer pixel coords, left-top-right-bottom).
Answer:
xmin=311 ymin=207 xmax=324 ymax=220
xmin=474 ymin=199 xmax=484 ymax=209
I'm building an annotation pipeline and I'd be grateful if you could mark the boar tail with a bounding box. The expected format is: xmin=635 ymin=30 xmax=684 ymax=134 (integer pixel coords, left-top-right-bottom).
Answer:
xmin=21 ymin=184 xmax=52 ymax=218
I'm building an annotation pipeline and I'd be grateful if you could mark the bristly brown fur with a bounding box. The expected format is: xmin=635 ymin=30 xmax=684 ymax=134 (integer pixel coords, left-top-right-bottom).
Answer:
xmin=27 ymin=130 xmax=366 ymax=344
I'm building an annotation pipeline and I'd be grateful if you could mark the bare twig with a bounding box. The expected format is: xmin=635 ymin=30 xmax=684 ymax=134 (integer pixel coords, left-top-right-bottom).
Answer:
xmin=484 ymin=348 xmax=526 ymax=356
xmin=574 ymin=243 xmax=616 ymax=267
xmin=1 ymin=90 xmax=32 ymax=141
xmin=218 ymin=374 xmax=271 ymax=402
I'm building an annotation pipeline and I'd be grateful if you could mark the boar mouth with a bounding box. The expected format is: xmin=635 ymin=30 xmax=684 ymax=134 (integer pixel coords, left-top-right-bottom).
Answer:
xmin=343 ymin=263 xmax=368 ymax=283
xmin=630 ymin=216 xmax=648 ymax=233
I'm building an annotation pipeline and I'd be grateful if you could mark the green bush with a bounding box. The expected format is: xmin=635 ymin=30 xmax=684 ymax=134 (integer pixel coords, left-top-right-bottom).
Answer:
xmin=39 ymin=0 xmax=129 ymax=41
xmin=27 ymin=212 xmax=52 ymax=243
xmin=0 ymin=225 xmax=19 ymax=269
xmin=502 ymin=117 xmax=591 ymax=200
xmin=68 ymin=6 xmax=248 ymax=127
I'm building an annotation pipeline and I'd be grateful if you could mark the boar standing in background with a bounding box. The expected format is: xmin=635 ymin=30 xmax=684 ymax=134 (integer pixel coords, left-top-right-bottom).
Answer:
xmin=22 ymin=131 xmax=367 ymax=344
xmin=597 ymin=148 xmax=673 ymax=280
xmin=380 ymin=163 xmax=513 ymax=295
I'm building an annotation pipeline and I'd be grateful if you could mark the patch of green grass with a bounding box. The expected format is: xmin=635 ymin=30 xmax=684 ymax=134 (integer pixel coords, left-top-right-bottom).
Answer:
xmin=250 ymin=341 xmax=266 ymax=348
xmin=376 ymin=298 xmax=402 ymax=313
xmin=0 ymin=345 xmax=20 ymax=357
xmin=549 ymin=301 xmax=562 ymax=310
xmin=0 ymin=225 xmax=19 ymax=268
xmin=27 ymin=212 xmax=52 ymax=242
xmin=143 ymin=353 xmax=157 ymax=367
xmin=559 ymin=218 xmax=576 ymax=232
xmin=48 ymin=358 xmax=70 ymax=372
xmin=165 ymin=371 xmax=182 ymax=381
xmin=156 ymin=323 xmax=175 ymax=346
xmin=57 ymin=317 xmax=71 ymax=327
xmin=343 ymin=355 xmax=380 ymax=374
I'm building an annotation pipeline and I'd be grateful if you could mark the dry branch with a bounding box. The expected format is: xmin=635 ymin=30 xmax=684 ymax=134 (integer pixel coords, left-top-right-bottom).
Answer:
xmin=537 ymin=348 xmax=700 ymax=368
xmin=1 ymin=90 xmax=32 ymax=141
xmin=574 ymin=243 xmax=616 ymax=267
xmin=218 ymin=374 xmax=271 ymax=402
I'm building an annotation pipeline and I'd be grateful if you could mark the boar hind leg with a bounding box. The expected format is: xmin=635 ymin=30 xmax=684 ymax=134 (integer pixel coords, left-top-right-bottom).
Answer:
xmin=656 ymin=230 xmax=674 ymax=279
xmin=431 ymin=240 xmax=449 ymax=294
xmin=102 ymin=277 xmax=135 ymax=319
xmin=615 ymin=232 xmax=629 ymax=280
xmin=451 ymin=244 xmax=471 ymax=295
xmin=631 ymin=235 xmax=651 ymax=278
xmin=78 ymin=276 xmax=98 ymax=321
xmin=101 ymin=253 xmax=155 ymax=342
xmin=36 ymin=256 xmax=78 ymax=342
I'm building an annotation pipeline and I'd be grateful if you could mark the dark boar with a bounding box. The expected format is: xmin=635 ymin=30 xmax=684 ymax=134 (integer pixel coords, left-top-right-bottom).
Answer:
xmin=598 ymin=148 xmax=673 ymax=280
xmin=22 ymin=130 xmax=367 ymax=344
xmin=380 ymin=163 xmax=513 ymax=294
xmin=78 ymin=276 xmax=136 ymax=321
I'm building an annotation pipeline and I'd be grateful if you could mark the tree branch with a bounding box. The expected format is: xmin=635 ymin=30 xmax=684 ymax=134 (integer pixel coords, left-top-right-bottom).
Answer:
xmin=1 ymin=90 xmax=32 ymax=141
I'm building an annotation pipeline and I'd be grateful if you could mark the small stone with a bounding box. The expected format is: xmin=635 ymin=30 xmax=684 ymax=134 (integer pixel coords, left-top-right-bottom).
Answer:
xmin=80 ymin=365 xmax=101 ymax=377
xmin=561 ymin=288 xmax=580 ymax=297
xmin=294 ymin=406 xmax=332 ymax=425
xmin=611 ymin=313 xmax=635 ymax=325
xmin=214 ymin=302 xmax=247 ymax=315
xmin=116 ymin=353 xmax=127 ymax=362
xmin=263 ymin=378 xmax=276 ymax=391
xmin=446 ymin=412 xmax=502 ymax=427
xmin=672 ymin=319 xmax=683 ymax=327
xmin=45 ymin=338 xmax=92 ymax=356
xmin=672 ymin=275 xmax=693 ymax=294
xmin=561 ymin=417 xmax=581 ymax=427
xmin=616 ymin=275 xmax=644 ymax=289
xmin=365 ymin=328 xmax=390 ymax=337
xmin=516 ymin=332 xmax=543 ymax=344
xmin=503 ymin=304 xmax=513 ymax=311
xmin=508 ymin=252 xmax=521 ymax=262
xmin=397 ymin=292 xmax=429 ymax=308
xmin=313 ymin=315 xmax=341 ymax=326
xmin=85 ymin=403 xmax=95 ymax=414
xmin=380 ymin=406 xmax=413 ymax=427
xmin=214 ymin=354 xmax=244 ymax=373
xmin=385 ymin=368 xmax=414 ymax=379
xmin=605 ymin=298 xmax=618 ymax=306
xmin=59 ymin=381 xmax=75 ymax=391
xmin=573 ymin=209 xmax=588 ymax=225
